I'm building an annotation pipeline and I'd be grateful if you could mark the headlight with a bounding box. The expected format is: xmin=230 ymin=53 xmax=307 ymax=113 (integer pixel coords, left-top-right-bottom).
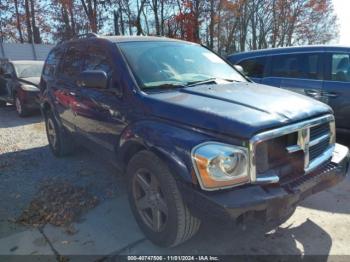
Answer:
xmin=191 ymin=142 xmax=249 ymax=191
xmin=21 ymin=84 xmax=39 ymax=91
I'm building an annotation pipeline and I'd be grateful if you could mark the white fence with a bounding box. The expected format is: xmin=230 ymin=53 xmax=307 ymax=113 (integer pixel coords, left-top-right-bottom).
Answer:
xmin=0 ymin=42 xmax=54 ymax=61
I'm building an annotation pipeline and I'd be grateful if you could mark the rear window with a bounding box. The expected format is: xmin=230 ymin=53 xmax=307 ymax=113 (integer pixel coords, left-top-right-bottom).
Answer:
xmin=238 ymin=57 xmax=266 ymax=78
xmin=270 ymin=53 xmax=322 ymax=80
xmin=331 ymin=53 xmax=350 ymax=82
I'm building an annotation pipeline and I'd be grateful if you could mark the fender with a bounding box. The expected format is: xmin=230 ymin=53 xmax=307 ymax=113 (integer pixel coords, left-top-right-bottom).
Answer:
xmin=118 ymin=119 xmax=212 ymax=183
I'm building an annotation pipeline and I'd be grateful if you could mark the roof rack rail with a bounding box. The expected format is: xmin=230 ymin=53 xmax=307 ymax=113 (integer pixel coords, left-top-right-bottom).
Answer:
xmin=75 ymin=33 xmax=99 ymax=39
xmin=55 ymin=33 xmax=99 ymax=46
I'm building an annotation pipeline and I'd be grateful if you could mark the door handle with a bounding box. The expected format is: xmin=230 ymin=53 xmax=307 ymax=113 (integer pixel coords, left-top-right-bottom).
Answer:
xmin=304 ymin=90 xmax=320 ymax=97
xmin=322 ymin=92 xmax=338 ymax=98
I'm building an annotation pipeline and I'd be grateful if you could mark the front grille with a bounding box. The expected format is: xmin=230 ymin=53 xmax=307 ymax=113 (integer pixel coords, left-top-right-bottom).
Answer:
xmin=310 ymin=122 xmax=330 ymax=141
xmin=253 ymin=116 xmax=335 ymax=182
xmin=310 ymin=139 xmax=330 ymax=161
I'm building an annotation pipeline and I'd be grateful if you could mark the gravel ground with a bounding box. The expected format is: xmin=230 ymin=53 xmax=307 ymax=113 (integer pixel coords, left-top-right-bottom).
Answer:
xmin=1 ymin=104 xmax=350 ymax=258
xmin=0 ymin=105 xmax=124 ymax=239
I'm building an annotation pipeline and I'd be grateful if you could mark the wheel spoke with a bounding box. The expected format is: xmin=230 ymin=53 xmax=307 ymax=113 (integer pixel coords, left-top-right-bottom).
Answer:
xmin=136 ymin=173 xmax=151 ymax=192
xmin=47 ymin=120 xmax=57 ymax=146
xmin=136 ymin=196 xmax=150 ymax=210
xmin=152 ymin=208 xmax=162 ymax=231
xmin=156 ymin=196 xmax=168 ymax=215
xmin=133 ymin=170 xmax=168 ymax=232
xmin=150 ymin=174 xmax=159 ymax=190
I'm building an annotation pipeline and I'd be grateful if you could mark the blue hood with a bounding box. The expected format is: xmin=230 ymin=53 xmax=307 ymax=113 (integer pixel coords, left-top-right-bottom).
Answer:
xmin=141 ymin=82 xmax=332 ymax=139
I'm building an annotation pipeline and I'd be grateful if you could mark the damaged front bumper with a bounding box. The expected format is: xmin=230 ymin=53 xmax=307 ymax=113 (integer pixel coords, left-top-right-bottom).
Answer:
xmin=181 ymin=143 xmax=349 ymax=223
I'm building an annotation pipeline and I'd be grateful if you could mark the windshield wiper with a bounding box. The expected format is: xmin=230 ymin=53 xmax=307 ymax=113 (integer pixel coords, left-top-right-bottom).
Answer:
xmin=186 ymin=78 xmax=217 ymax=87
xmin=186 ymin=78 xmax=240 ymax=87
xmin=144 ymin=83 xmax=186 ymax=91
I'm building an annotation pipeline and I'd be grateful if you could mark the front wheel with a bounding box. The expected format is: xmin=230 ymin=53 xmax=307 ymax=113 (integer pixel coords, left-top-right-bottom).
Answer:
xmin=127 ymin=151 xmax=201 ymax=247
xmin=15 ymin=94 xmax=30 ymax=117
xmin=45 ymin=110 xmax=74 ymax=157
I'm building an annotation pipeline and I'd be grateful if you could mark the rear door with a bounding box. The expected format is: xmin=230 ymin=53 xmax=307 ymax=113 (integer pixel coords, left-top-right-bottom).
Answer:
xmin=269 ymin=53 xmax=325 ymax=102
xmin=323 ymin=52 xmax=350 ymax=131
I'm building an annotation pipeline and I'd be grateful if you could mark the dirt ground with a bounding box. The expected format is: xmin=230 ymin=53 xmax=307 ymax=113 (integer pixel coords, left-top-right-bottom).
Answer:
xmin=0 ymin=105 xmax=350 ymax=260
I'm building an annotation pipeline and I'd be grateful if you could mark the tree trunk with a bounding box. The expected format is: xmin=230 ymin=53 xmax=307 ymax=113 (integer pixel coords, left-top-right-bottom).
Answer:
xmin=81 ymin=0 xmax=98 ymax=33
xmin=152 ymin=0 xmax=160 ymax=35
xmin=114 ymin=10 xmax=120 ymax=35
xmin=136 ymin=0 xmax=146 ymax=35
xmin=29 ymin=0 xmax=41 ymax=43
xmin=160 ymin=0 xmax=164 ymax=35
xmin=68 ymin=0 xmax=76 ymax=36
xmin=208 ymin=0 xmax=214 ymax=49
xmin=24 ymin=0 xmax=33 ymax=43
xmin=14 ymin=0 xmax=24 ymax=43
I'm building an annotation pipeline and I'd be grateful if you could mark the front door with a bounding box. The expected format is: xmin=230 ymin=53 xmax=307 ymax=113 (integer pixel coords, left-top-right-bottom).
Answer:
xmin=73 ymin=43 xmax=128 ymax=155
xmin=0 ymin=63 xmax=16 ymax=101
xmin=323 ymin=52 xmax=350 ymax=131
xmin=53 ymin=45 xmax=86 ymax=131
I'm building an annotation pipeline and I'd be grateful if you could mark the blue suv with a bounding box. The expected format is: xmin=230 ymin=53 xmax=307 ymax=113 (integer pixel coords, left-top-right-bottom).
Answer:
xmin=227 ymin=46 xmax=350 ymax=135
xmin=40 ymin=36 xmax=349 ymax=247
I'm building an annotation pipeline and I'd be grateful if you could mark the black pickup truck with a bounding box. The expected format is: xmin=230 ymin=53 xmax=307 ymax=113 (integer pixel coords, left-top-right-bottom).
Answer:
xmin=40 ymin=35 xmax=350 ymax=247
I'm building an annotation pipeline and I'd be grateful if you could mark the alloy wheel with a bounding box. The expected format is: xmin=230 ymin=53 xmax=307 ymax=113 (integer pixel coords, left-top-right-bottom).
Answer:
xmin=132 ymin=169 xmax=168 ymax=232
xmin=46 ymin=118 xmax=57 ymax=148
xmin=15 ymin=97 xmax=22 ymax=114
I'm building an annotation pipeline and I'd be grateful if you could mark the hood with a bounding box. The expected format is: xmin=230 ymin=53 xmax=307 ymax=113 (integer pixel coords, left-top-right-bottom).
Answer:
xmin=142 ymin=82 xmax=333 ymax=140
xmin=18 ymin=77 xmax=40 ymax=86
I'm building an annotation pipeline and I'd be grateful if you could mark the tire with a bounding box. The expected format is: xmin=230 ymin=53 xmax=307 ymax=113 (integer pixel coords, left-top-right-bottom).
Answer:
xmin=0 ymin=100 xmax=6 ymax=107
xmin=45 ymin=110 xmax=74 ymax=157
xmin=127 ymin=151 xmax=201 ymax=247
xmin=15 ymin=94 xmax=30 ymax=117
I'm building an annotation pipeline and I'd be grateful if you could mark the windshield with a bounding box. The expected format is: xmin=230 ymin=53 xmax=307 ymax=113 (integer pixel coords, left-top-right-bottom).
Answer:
xmin=14 ymin=63 xmax=44 ymax=78
xmin=118 ymin=41 xmax=246 ymax=90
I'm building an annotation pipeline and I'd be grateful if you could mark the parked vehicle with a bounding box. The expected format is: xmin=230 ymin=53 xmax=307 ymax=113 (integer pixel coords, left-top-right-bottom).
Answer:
xmin=227 ymin=46 xmax=350 ymax=135
xmin=0 ymin=59 xmax=43 ymax=116
xmin=40 ymin=35 xmax=349 ymax=247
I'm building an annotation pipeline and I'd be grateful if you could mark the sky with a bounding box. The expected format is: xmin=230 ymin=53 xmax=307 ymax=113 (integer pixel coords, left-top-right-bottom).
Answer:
xmin=332 ymin=0 xmax=350 ymax=45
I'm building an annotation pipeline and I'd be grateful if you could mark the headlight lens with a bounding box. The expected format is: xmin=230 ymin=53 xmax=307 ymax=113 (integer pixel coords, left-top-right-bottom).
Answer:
xmin=192 ymin=142 xmax=249 ymax=190
xmin=21 ymin=84 xmax=39 ymax=91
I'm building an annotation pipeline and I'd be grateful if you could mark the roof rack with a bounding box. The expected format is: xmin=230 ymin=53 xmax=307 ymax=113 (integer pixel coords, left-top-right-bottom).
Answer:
xmin=55 ymin=33 xmax=99 ymax=46
xmin=75 ymin=33 xmax=99 ymax=39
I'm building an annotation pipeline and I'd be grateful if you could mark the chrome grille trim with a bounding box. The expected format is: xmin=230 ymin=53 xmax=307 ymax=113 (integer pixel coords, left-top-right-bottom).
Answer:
xmin=249 ymin=114 xmax=335 ymax=184
xmin=309 ymin=133 xmax=330 ymax=147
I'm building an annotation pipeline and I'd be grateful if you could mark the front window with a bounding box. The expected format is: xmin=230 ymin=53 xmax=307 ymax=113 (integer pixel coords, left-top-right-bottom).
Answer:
xmin=118 ymin=41 xmax=246 ymax=90
xmin=239 ymin=57 xmax=266 ymax=78
xmin=14 ymin=63 xmax=44 ymax=78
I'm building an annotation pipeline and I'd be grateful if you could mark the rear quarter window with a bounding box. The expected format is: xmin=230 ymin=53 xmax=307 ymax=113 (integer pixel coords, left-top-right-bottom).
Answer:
xmin=331 ymin=53 xmax=350 ymax=82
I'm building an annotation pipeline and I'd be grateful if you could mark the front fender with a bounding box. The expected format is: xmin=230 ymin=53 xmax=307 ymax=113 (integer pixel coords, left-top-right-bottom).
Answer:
xmin=118 ymin=120 xmax=212 ymax=183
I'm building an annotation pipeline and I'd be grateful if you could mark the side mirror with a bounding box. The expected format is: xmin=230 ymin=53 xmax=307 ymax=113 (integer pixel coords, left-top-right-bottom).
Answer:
xmin=77 ymin=70 xmax=108 ymax=89
xmin=234 ymin=65 xmax=245 ymax=74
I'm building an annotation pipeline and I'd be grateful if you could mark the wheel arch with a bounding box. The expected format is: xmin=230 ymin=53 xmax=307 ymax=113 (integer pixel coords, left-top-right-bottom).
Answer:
xmin=118 ymin=120 xmax=209 ymax=184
